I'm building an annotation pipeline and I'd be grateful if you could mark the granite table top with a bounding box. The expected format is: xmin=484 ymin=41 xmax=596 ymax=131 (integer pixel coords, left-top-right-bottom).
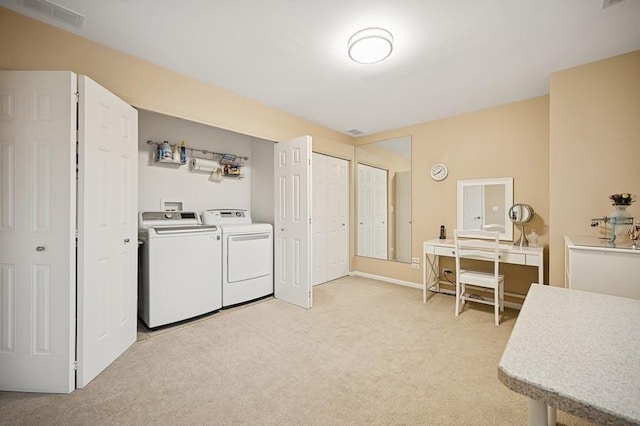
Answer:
xmin=498 ymin=284 xmax=640 ymax=425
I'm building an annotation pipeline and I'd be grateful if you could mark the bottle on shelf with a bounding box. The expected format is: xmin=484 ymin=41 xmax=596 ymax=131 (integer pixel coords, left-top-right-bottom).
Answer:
xmin=172 ymin=143 xmax=180 ymax=162
xmin=161 ymin=141 xmax=172 ymax=160
xmin=180 ymin=141 xmax=187 ymax=164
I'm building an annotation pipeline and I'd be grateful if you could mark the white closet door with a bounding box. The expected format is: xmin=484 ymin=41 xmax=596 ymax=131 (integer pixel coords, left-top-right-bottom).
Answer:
xmin=326 ymin=156 xmax=349 ymax=281
xmin=312 ymin=154 xmax=349 ymax=285
xmin=76 ymin=75 xmax=138 ymax=388
xmin=274 ymin=136 xmax=312 ymax=308
xmin=312 ymin=153 xmax=328 ymax=286
xmin=0 ymin=71 xmax=76 ymax=393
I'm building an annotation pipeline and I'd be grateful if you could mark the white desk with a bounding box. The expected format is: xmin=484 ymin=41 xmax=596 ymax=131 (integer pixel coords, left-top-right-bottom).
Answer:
xmin=498 ymin=284 xmax=640 ymax=425
xmin=423 ymin=238 xmax=544 ymax=303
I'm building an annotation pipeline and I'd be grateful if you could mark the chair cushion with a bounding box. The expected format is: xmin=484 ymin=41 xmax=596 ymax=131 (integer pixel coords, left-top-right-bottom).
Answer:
xmin=458 ymin=269 xmax=504 ymax=289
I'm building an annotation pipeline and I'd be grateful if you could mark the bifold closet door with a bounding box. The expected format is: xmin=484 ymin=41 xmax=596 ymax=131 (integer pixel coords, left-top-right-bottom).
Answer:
xmin=312 ymin=153 xmax=349 ymax=285
xmin=0 ymin=71 xmax=76 ymax=393
xmin=76 ymin=75 xmax=138 ymax=388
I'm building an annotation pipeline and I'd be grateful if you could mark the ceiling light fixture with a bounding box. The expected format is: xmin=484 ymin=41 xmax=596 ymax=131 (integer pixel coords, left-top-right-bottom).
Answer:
xmin=348 ymin=27 xmax=393 ymax=64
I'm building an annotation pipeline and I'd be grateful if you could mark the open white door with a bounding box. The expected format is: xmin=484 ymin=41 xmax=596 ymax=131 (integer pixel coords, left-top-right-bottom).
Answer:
xmin=0 ymin=71 xmax=76 ymax=392
xmin=76 ymin=76 xmax=138 ymax=387
xmin=274 ymin=136 xmax=312 ymax=308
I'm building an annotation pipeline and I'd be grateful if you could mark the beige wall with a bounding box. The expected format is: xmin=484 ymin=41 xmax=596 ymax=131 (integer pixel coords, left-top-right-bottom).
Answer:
xmin=549 ymin=50 xmax=640 ymax=285
xmin=4 ymin=7 xmax=638 ymax=291
xmin=0 ymin=7 xmax=353 ymax=152
xmin=355 ymin=97 xmax=550 ymax=292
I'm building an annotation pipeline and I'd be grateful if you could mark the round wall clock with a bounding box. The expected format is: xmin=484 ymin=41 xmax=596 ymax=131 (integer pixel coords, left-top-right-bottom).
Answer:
xmin=430 ymin=163 xmax=448 ymax=181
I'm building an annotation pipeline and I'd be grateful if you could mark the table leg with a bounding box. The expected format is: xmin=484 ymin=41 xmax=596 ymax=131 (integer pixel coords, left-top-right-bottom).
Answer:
xmin=547 ymin=406 xmax=556 ymax=426
xmin=424 ymin=254 xmax=439 ymax=303
xmin=538 ymin=263 xmax=544 ymax=285
xmin=423 ymin=250 xmax=427 ymax=303
xmin=528 ymin=398 xmax=548 ymax=426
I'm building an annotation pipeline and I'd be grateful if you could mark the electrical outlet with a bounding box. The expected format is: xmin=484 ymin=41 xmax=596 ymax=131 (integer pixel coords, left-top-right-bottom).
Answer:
xmin=443 ymin=268 xmax=452 ymax=275
xmin=411 ymin=263 xmax=420 ymax=269
xmin=411 ymin=257 xmax=420 ymax=263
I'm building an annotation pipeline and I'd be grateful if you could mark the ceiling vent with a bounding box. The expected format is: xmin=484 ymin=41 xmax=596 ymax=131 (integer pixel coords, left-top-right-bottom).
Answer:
xmin=347 ymin=129 xmax=363 ymax=135
xmin=18 ymin=0 xmax=85 ymax=28
xmin=601 ymin=0 xmax=626 ymax=9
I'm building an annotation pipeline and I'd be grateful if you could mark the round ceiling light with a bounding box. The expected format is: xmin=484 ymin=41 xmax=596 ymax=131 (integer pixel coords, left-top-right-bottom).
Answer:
xmin=348 ymin=27 xmax=394 ymax=64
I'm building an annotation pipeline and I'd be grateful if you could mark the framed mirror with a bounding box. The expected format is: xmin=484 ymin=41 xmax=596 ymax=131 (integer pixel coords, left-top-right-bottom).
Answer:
xmin=457 ymin=177 xmax=513 ymax=241
xmin=356 ymin=136 xmax=411 ymax=262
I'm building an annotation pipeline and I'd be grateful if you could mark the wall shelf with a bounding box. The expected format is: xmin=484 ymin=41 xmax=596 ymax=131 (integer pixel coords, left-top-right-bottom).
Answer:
xmin=147 ymin=140 xmax=248 ymax=179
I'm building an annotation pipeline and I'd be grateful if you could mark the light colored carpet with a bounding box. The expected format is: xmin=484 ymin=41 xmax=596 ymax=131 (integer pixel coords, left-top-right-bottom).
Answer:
xmin=0 ymin=276 xmax=590 ymax=425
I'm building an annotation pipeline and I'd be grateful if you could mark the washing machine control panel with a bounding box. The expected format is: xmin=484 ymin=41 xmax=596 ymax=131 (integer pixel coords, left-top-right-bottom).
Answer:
xmin=138 ymin=211 xmax=200 ymax=228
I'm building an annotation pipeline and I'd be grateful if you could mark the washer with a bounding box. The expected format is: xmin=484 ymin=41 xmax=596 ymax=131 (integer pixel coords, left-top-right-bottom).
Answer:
xmin=202 ymin=209 xmax=273 ymax=307
xmin=138 ymin=211 xmax=222 ymax=328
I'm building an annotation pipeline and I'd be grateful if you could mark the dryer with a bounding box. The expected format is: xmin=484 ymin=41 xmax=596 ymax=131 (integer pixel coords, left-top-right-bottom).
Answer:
xmin=202 ymin=209 xmax=273 ymax=307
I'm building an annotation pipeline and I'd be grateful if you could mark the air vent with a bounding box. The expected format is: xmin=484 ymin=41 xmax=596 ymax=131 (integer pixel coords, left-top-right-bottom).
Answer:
xmin=601 ymin=0 xmax=626 ymax=9
xmin=18 ymin=0 xmax=85 ymax=28
xmin=347 ymin=129 xmax=363 ymax=135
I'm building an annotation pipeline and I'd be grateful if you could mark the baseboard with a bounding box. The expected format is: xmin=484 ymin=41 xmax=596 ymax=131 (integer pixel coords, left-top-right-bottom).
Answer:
xmin=349 ymin=271 xmax=422 ymax=290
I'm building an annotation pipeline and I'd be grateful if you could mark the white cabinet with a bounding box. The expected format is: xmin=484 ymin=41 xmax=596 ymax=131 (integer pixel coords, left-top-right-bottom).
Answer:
xmin=565 ymin=236 xmax=640 ymax=299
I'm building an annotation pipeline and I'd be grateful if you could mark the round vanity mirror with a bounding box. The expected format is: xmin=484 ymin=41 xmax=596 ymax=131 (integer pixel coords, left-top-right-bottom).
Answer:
xmin=509 ymin=204 xmax=535 ymax=247
xmin=509 ymin=204 xmax=534 ymax=225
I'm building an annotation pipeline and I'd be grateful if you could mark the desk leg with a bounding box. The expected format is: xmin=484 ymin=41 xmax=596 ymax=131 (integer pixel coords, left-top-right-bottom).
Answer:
xmin=424 ymin=254 xmax=439 ymax=303
xmin=538 ymin=263 xmax=544 ymax=286
xmin=423 ymin=250 xmax=427 ymax=303
xmin=528 ymin=399 xmax=548 ymax=426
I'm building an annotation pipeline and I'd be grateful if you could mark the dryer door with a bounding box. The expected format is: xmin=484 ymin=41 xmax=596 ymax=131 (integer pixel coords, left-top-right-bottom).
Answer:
xmin=227 ymin=233 xmax=272 ymax=282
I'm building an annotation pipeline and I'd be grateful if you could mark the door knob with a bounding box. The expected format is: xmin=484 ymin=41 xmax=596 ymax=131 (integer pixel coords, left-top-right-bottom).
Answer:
xmin=124 ymin=238 xmax=130 ymax=244
xmin=280 ymin=228 xmax=285 ymax=232
xmin=36 ymin=246 xmax=45 ymax=252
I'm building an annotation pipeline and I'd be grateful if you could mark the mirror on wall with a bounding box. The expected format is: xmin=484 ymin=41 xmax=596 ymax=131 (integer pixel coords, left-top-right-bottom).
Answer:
xmin=355 ymin=136 xmax=411 ymax=263
xmin=457 ymin=177 xmax=514 ymax=241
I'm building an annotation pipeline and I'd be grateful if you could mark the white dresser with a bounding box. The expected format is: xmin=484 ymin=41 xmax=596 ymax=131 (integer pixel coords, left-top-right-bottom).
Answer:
xmin=565 ymin=235 xmax=640 ymax=299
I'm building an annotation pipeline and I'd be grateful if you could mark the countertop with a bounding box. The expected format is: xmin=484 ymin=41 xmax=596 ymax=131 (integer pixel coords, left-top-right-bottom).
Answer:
xmin=498 ymin=284 xmax=640 ymax=424
xmin=566 ymin=235 xmax=640 ymax=252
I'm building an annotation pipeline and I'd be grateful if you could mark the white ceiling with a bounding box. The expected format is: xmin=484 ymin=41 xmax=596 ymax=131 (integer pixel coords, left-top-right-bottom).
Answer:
xmin=3 ymin=0 xmax=640 ymax=136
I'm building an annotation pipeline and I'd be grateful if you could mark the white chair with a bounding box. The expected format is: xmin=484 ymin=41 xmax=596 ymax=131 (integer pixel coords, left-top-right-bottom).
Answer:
xmin=454 ymin=229 xmax=505 ymax=325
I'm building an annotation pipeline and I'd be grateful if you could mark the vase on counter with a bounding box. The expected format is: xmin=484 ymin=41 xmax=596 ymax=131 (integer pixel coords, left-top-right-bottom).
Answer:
xmin=608 ymin=205 xmax=632 ymax=241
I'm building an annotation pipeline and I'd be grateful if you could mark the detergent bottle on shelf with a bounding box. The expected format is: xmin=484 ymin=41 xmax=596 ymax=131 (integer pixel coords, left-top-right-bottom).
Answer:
xmin=161 ymin=141 xmax=172 ymax=160
xmin=180 ymin=141 xmax=187 ymax=164
xmin=172 ymin=143 xmax=180 ymax=162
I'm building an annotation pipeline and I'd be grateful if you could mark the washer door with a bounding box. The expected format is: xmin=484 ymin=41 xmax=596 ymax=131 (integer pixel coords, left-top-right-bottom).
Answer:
xmin=227 ymin=232 xmax=272 ymax=282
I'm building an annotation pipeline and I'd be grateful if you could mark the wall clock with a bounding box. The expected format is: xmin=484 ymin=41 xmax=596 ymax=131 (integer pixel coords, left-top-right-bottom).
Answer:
xmin=430 ymin=163 xmax=448 ymax=181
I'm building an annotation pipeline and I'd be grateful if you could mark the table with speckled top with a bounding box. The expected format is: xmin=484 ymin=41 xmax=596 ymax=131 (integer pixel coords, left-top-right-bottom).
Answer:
xmin=498 ymin=284 xmax=640 ymax=426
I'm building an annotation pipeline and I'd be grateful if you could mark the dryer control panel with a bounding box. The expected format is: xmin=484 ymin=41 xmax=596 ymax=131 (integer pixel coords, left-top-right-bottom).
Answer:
xmin=202 ymin=209 xmax=252 ymax=225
